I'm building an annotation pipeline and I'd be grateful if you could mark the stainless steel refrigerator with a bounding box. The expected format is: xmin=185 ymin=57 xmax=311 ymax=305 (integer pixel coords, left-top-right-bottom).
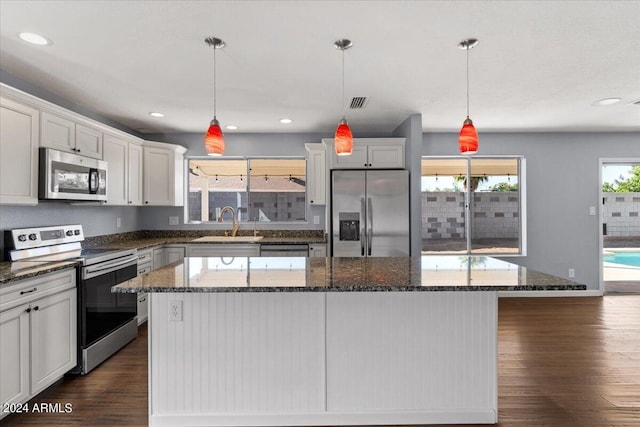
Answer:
xmin=331 ymin=169 xmax=410 ymax=256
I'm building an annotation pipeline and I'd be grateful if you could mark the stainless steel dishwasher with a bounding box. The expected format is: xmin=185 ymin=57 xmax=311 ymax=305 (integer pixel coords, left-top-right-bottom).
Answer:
xmin=259 ymin=244 xmax=309 ymax=257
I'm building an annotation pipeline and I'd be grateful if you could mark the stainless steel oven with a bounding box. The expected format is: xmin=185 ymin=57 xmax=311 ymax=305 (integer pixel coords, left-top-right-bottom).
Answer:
xmin=39 ymin=148 xmax=107 ymax=201
xmin=7 ymin=225 xmax=138 ymax=374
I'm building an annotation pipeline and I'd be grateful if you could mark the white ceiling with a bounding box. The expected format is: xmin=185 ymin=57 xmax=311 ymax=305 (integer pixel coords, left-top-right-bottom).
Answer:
xmin=1 ymin=0 xmax=639 ymax=135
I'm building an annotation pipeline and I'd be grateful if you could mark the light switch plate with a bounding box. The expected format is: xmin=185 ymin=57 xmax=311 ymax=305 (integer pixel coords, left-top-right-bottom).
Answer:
xmin=169 ymin=216 xmax=179 ymax=225
xmin=116 ymin=217 xmax=122 ymax=228
xmin=313 ymin=216 xmax=320 ymax=225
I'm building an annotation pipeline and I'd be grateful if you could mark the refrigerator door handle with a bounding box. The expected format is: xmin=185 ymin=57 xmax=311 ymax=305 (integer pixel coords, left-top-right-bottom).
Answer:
xmin=360 ymin=197 xmax=366 ymax=256
xmin=367 ymin=197 xmax=373 ymax=256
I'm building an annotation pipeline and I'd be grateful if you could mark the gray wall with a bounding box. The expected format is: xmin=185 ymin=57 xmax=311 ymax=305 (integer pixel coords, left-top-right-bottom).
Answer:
xmin=423 ymin=132 xmax=640 ymax=290
xmin=0 ymin=203 xmax=139 ymax=237
xmin=392 ymin=114 xmax=423 ymax=256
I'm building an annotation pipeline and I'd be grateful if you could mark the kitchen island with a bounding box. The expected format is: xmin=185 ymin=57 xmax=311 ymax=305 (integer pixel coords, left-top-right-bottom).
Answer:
xmin=113 ymin=256 xmax=585 ymax=427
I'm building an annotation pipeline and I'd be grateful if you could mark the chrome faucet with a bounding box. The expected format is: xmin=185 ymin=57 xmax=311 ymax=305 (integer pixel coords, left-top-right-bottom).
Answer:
xmin=217 ymin=206 xmax=240 ymax=237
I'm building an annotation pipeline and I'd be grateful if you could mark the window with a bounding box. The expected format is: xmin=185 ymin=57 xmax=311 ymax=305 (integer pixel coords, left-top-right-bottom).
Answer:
xmin=421 ymin=156 xmax=524 ymax=254
xmin=187 ymin=158 xmax=306 ymax=223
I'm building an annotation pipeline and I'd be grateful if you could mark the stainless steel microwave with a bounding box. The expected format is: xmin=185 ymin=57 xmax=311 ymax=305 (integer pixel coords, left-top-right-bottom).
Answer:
xmin=39 ymin=148 xmax=108 ymax=201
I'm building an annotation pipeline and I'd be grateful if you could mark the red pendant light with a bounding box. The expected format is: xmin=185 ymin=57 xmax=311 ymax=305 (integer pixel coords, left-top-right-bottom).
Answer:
xmin=204 ymin=37 xmax=225 ymax=156
xmin=335 ymin=118 xmax=353 ymax=156
xmin=458 ymin=38 xmax=479 ymax=155
xmin=205 ymin=118 xmax=224 ymax=156
xmin=334 ymin=39 xmax=353 ymax=156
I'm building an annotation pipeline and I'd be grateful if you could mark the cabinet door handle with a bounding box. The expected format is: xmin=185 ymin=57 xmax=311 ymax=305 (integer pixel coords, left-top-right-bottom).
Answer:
xmin=33 ymin=306 xmax=39 ymax=311
xmin=20 ymin=287 xmax=37 ymax=295
xmin=77 ymin=149 xmax=81 ymax=153
xmin=25 ymin=307 xmax=32 ymax=313
xmin=145 ymin=201 xmax=149 ymax=204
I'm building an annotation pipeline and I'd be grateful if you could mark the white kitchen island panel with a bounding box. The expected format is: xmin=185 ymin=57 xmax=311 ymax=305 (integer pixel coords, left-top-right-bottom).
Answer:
xmin=326 ymin=291 xmax=497 ymax=421
xmin=149 ymin=292 xmax=326 ymax=422
xmin=148 ymin=291 xmax=497 ymax=426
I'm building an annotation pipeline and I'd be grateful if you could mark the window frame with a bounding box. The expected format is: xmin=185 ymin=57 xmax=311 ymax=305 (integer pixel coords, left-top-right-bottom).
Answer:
xmin=420 ymin=155 xmax=526 ymax=256
xmin=184 ymin=155 xmax=309 ymax=225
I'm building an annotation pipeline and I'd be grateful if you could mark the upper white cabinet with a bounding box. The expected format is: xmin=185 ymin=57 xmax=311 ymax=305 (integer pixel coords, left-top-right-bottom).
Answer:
xmin=128 ymin=142 xmax=143 ymax=206
xmin=325 ymin=138 xmax=405 ymax=169
xmin=103 ymin=134 xmax=144 ymax=206
xmin=143 ymin=141 xmax=187 ymax=206
xmin=75 ymin=123 xmax=103 ymax=159
xmin=41 ymin=111 xmax=103 ymax=159
xmin=0 ymin=95 xmax=39 ymax=205
xmin=305 ymin=143 xmax=326 ymax=205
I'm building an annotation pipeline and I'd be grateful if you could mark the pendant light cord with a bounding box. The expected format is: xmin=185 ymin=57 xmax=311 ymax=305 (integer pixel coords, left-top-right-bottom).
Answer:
xmin=213 ymin=43 xmax=217 ymax=119
xmin=341 ymin=47 xmax=346 ymax=119
xmin=466 ymin=45 xmax=470 ymax=118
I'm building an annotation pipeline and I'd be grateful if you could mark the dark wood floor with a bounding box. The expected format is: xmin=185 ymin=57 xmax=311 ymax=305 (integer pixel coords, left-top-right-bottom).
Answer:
xmin=3 ymin=296 xmax=639 ymax=427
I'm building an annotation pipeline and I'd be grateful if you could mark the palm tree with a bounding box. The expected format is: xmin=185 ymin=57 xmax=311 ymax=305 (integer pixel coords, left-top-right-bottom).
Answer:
xmin=453 ymin=175 xmax=489 ymax=192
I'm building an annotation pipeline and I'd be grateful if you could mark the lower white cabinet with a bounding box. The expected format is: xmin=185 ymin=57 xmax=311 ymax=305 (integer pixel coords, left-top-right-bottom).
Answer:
xmin=152 ymin=245 xmax=186 ymax=269
xmin=309 ymin=243 xmax=327 ymax=257
xmin=187 ymin=244 xmax=261 ymax=257
xmin=0 ymin=269 xmax=77 ymax=417
xmin=137 ymin=293 xmax=149 ymax=325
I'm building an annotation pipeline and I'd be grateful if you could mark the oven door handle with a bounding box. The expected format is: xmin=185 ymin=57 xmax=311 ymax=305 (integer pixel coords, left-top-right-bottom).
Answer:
xmin=83 ymin=256 xmax=139 ymax=279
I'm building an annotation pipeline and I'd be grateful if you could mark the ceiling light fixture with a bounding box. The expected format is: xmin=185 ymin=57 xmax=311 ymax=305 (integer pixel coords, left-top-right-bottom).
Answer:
xmin=280 ymin=118 xmax=292 ymax=124
xmin=204 ymin=37 xmax=226 ymax=156
xmin=593 ymin=97 xmax=622 ymax=106
xmin=458 ymin=38 xmax=479 ymax=155
xmin=19 ymin=32 xmax=51 ymax=46
xmin=225 ymin=125 xmax=238 ymax=130
xmin=149 ymin=112 xmax=164 ymax=118
xmin=334 ymin=39 xmax=353 ymax=156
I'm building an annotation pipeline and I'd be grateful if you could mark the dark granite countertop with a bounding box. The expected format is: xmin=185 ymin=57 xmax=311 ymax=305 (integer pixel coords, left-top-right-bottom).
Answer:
xmin=1 ymin=230 xmax=326 ymax=285
xmin=113 ymin=255 xmax=587 ymax=293
xmin=0 ymin=261 xmax=78 ymax=286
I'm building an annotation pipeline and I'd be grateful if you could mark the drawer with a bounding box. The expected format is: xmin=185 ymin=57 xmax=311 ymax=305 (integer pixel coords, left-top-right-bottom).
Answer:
xmin=137 ymin=262 xmax=152 ymax=275
xmin=137 ymin=250 xmax=153 ymax=264
xmin=0 ymin=268 xmax=76 ymax=312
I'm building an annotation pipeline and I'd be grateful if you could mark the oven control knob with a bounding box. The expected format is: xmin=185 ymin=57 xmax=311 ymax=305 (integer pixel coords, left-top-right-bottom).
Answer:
xmin=74 ymin=229 xmax=81 ymax=236
xmin=18 ymin=234 xmax=27 ymax=242
xmin=66 ymin=230 xmax=74 ymax=236
xmin=28 ymin=233 xmax=37 ymax=241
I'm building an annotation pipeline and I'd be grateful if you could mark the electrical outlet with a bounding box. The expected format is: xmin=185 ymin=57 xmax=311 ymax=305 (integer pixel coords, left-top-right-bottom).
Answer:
xmin=116 ymin=217 xmax=122 ymax=228
xmin=313 ymin=215 xmax=320 ymax=225
xmin=169 ymin=300 xmax=183 ymax=321
xmin=589 ymin=206 xmax=596 ymax=216
xmin=169 ymin=216 xmax=179 ymax=225
xmin=568 ymin=268 xmax=575 ymax=278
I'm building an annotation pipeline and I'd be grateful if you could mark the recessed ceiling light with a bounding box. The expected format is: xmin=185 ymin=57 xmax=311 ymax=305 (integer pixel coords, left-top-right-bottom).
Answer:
xmin=226 ymin=125 xmax=238 ymax=130
xmin=19 ymin=32 xmax=51 ymax=46
xmin=593 ymin=98 xmax=622 ymax=106
xmin=149 ymin=112 xmax=164 ymax=118
xmin=280 ymin=118 xmax=292 ymax=124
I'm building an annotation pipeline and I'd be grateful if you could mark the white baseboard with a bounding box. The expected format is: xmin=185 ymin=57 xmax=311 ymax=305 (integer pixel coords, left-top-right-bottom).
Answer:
xmin=150 ymin=409 xmax=497 ymax=426
xmin=499 ymin=290 xmax=603 ymax=297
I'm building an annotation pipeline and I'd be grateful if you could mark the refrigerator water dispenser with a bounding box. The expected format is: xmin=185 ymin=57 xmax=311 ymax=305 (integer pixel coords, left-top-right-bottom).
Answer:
xmin=339 ymin=212 xmax=360 ymax=241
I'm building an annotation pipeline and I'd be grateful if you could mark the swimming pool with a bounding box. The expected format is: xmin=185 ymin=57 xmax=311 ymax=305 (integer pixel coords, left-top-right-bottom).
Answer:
xmin=604 ymin=252 xmax=640 ymax=268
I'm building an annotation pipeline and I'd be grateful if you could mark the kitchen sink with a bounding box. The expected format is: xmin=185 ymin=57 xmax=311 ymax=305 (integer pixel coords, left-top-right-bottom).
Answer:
xmin=191 ymin=236 xmax=264 ymax=243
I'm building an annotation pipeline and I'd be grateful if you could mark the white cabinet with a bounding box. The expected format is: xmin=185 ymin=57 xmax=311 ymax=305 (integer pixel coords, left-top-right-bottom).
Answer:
xmin=152 ymin=246 xmax=186 ymax=269
xmin=143 ymin=141 xmax=187 ymax=206
xmin=0 ymin=269 xmax=76 ymax=417
xmin=29 ymin=289 xmax=77 ymax=395
xmin=41 ymin=111 xmax=103 ymax=159
xmin=137 ymin=248 xmax=153 ymax=274
xmin=137 ymin=294 xmax=148 ymax=325
xmin=103 ymin=134 xmax=128 ymax=205
xmin=103 ymin=134 xmax=144 ymax=206
xmin=128 ymin=142 xmax=143 ymax=206
xmin=305 ymin=143 xmax=326 ymax=205
xmin=308 ymin=243 xmax=327 ymax=257
xmin=0 ymin=95 xmax=39 ymax=205
xmin=75 ymin=123 xmax=103 ymax=159
xmin=187 ymin=244 xmax=261 ymax=257
xmin=326 ymin=138 xmax=405 ymax=169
